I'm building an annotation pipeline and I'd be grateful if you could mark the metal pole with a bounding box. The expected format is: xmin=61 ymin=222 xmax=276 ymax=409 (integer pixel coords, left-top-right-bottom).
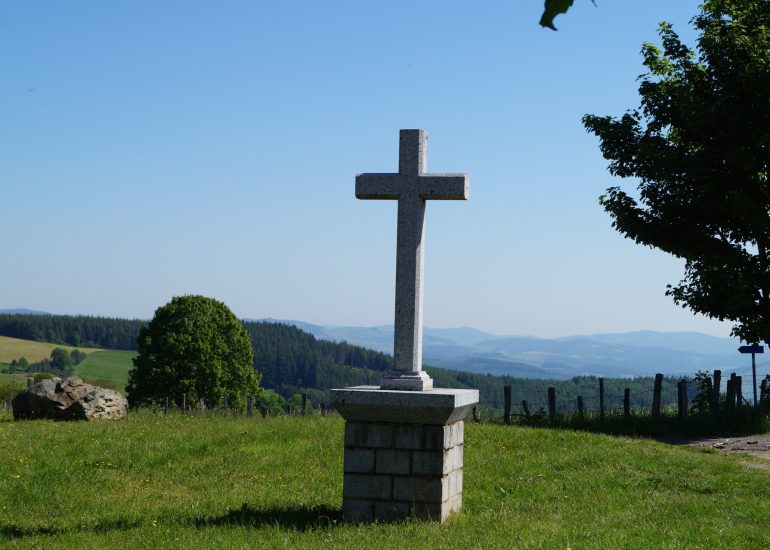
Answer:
xmin=752 ymin=352 xmax=758 ymax=406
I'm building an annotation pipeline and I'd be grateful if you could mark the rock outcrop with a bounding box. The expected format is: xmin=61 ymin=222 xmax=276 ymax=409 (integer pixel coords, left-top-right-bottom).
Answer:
xmin=12 ymin=377 xmax=128 ymax=420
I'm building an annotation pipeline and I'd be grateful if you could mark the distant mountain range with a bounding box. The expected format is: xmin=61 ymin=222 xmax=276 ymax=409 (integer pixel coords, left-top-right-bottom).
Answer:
xmin=252 ymin=318 xmax=766 ymax=380
xmin=0 ymin=308 xmax=50 ymax=316
xmin=3 ymin=309 xmax=764 ymax=381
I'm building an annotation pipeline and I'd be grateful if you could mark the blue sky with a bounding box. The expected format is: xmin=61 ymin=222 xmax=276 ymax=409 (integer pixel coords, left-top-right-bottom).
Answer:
xmin=2 ymin=1 xmax=734 ymax=338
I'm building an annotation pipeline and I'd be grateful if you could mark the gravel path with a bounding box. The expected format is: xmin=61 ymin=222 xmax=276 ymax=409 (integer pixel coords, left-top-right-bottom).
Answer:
xmin=662 ymin=436 xmax=770 ymax=469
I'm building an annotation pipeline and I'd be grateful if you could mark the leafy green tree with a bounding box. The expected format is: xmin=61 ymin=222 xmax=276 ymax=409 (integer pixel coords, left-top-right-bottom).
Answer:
xmin=583 ymin=0 xmax=770 ymax=344
xmin=18 ymin=357 xmax=28 ymax=371
xmin=69 ymin=349 xmax=87 ymax=365
xmin=287 ymin=393 xmax=313 ymax=415
xmin=127 ymin=295 xmax=260 ymax=408
xmin=254 ymin=389 xmax=287 ymax=416
xmin=50 ymin=348 xmax=74 ymax=374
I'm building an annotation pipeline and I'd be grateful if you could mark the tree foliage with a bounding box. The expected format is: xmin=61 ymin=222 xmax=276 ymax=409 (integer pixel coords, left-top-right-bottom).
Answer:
xmin=49 ymin=348 xmax=74 ymax=374
xmin=583 ymin=0 xmax=770 ymax=344
xmin=539 ymin=0 xmax=594 ymax=31
xmin=127 ymin=295 xmax=260 ymax=408
xmin=540 ymin=0 xmax=575 ymax=30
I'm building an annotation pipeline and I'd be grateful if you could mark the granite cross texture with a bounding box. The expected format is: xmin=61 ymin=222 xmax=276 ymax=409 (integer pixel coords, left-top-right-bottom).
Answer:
xmin=356 ymin=129 xmax=469 ymax=391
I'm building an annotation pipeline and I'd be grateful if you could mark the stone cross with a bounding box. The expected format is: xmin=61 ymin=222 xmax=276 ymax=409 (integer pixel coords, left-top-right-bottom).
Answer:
xmin=356 ymin=129 xmax=469 ymax=391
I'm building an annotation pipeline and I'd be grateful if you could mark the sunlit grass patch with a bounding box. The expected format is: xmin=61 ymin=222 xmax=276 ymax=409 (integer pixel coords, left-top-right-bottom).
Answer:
xmin=0 ymin=411 xmax=768 ymax=548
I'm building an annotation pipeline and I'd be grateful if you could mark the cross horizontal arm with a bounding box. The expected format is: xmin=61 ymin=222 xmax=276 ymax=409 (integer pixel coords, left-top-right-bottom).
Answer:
xmin=355 ymin=173 xmax=401 ymax=199
xmin=418 ymin=174 xmax=469 ymax=200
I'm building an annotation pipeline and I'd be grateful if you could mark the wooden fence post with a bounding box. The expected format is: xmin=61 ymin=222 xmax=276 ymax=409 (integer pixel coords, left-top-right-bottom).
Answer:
xmin=27 ymin=377 xmax=34 ymax=389
xmin=677 ymin=380 xmax=688 ymax=421
xmin=736 ymin=376 xmax=743 ymax=407
xmin=548 ymin=387 xmax=556 ymax=421
xmin=624 ymin=388 xmax=630 ymax=420
xmin=712 ymin=369 xmax=721 ymax=414
xmin=726 ymin=379 xmax=735 ymax=410
xmin=164 ymin=397 xmax=169 ymax=415
xmin=320 ymin=402 xmax=326 ymax=416
xmin=599 ymin=378 xmax=605 ymax=422
xmin=182 ymin=392 xmax=186 ymax=413
xmin=652 ymin=373 xmax=663 ymax=419
xmin=472 ymin=406 xmax=481 ymax=422
xmin=577 ymin=396 xmax=584 ymax=420
xmin=247 ymin=395 xmax=254 ymax=417
xmin=223 ymin=394 xmax=228 ymax=414
xmin=522 ymin=400 xmax=531 ymax=419
xmin=301 ymin=393 xmax=307 ymax=416
xmin=503 ymin=385 xmax=512 ymax=424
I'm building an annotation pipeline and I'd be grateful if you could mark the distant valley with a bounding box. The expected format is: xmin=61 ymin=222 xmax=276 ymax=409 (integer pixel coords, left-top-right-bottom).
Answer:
xmin=255 ymin=319 xmax=767 ymax=380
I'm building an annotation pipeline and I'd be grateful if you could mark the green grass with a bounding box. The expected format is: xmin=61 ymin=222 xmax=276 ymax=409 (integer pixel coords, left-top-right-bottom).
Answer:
xmin=0 ymin=336 xmax=102 ymax=363
xmin=0 ymin=373 xmax=18 ymax=386
xmin=74 ymin=350 xmax=135 ymax=391
xmin=0 ymin=412 xmax=768 ymax=548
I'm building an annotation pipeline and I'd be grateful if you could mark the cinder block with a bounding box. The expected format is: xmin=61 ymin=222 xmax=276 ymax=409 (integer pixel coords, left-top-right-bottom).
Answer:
xmin=412 ymin=445 xmax=463 ymax=476
xmin=447 ymin=469 xmax=463 ymax=498
xmin=412 ymin=494 xmax=462 ymax=522
xmin=444 ymin=421 xmax=464 ymax=449
xmin=411 ymin=449 xmax=444 ymax=475
xmin=343 ymin=473 xmax=392 ymax=500
xmin=393 ymin=475 xmax=446 ymax=502
xmin=394 ymin=424 xmax=444 ymax=450
xmin=344 ymin=449 xmax=374 ymax=473
xmin=343 ymin=499 xmax=374 ymax=522
xmin=394 ymin=421 xmax=464 ymax=451
xmin=345 ymin=422 xmax=394 ymax=448
xmin=374 ymin=501 xmax=411 ymax=523
xmin=375 ymin=449 xmax=411 ymax=475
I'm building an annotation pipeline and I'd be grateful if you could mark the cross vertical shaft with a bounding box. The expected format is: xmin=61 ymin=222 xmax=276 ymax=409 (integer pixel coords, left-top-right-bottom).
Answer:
xmin=393 ymin=175 xmax=426 ymax=380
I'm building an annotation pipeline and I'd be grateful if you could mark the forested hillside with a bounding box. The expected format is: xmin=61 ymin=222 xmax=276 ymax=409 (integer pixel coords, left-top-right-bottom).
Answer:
xmin=0 ymin=314 xmax=142 ymax=350
xmin=0 ymin=313 xmax=683 ymax=410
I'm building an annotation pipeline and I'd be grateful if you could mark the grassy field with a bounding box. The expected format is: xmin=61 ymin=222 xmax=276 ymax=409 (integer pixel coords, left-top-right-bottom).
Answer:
xmin=0 ymin=336 xmax=102 ymax=364
xmin=0 ymin=335 xmax=134 ymax=392
xmin=74 ymin=350 xmax=135 ymax=391
xmin=1 ymin=412 xmax=768 ymax=548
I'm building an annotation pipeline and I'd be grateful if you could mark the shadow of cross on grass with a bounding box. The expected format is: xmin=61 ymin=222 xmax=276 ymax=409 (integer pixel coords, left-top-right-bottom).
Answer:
xmin=193 ymin=504 xmax=342 ymax=531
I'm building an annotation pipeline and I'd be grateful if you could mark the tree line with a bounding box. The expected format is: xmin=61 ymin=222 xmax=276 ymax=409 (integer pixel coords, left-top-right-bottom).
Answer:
xmin=0 ymin=312 xmax=683 ymax=411
xmin=8 ymin=348 xmax=87 ymax=376
xmin=0 ymin=314 xmax=143 ymax=350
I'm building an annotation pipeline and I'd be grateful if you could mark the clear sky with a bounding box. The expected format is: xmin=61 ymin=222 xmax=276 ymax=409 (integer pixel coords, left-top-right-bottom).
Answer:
xmin=1 ymin=0 xmax=734 ymax=338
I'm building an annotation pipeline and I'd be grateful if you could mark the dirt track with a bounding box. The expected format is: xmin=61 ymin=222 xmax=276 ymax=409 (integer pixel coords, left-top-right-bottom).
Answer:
xmin=665 ymin=436 xmax=770 ymax=470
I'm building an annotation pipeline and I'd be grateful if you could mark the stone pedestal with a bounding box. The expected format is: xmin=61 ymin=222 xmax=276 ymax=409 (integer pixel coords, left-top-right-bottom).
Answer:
xmin=331 ymin=386 xmax=478 ymax=523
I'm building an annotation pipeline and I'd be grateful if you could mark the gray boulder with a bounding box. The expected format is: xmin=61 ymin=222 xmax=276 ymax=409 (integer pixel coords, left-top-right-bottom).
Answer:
xmin=12 ymin=377 xmax=128 ymax=420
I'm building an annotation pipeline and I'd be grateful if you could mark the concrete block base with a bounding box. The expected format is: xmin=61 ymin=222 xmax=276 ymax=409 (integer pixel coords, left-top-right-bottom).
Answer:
xmin=342 ymin=420 xmax=464 ymax=522
xmin=331 ymin=387 xmax=478 ymax=523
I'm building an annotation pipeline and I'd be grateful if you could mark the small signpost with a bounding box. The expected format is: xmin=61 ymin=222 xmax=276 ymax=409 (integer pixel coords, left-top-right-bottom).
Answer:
xmin=738 ymin=344 xmax=764 ymax=406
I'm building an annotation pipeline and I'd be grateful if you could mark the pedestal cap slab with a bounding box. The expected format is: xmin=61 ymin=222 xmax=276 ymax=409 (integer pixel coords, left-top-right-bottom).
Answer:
xmin=331 ymin=386 xmax=478 ymax=425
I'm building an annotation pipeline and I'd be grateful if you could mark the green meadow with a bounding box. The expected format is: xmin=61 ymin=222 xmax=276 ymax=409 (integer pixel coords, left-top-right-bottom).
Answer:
xmin=1 ymin=412 xmax=768 ymax=549
xmin=0 ymin=335 xmax=134 ymax=393
xmin=73 ymin=350 xmax=135 ymax=391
